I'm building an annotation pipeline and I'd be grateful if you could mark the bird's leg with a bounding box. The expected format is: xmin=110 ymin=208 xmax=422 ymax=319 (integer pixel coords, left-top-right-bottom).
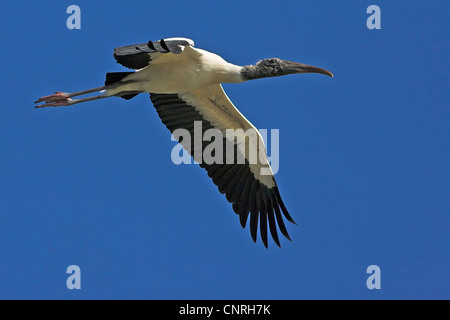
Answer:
xmin=35 ymin=86 xmax=108 ymax=108
xmin=40 ymin=94 xmax=114 ymax=108
xmin=34 ymin=91 xmax=71 ymax=107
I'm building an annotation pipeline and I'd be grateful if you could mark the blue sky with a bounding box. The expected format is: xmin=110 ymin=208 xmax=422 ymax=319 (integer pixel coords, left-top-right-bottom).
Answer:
xmin=0 ymin=0 xmax=449 ymax=299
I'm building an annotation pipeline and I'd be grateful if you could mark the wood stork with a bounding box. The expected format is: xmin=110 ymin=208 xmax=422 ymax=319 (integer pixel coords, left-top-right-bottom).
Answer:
xmin=35 ymin=37 xmax=333 ymax=248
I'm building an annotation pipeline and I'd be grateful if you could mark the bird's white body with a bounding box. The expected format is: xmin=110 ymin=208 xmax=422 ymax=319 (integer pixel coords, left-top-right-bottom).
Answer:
xmin=35 ymin=37 xmax=332 ymax=247
xmin=106 ymin=46 xmax=243 ymax=95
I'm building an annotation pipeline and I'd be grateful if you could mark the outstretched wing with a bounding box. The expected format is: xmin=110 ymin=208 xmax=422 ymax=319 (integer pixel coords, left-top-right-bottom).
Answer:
xmin=149 ymin=84 xmax=295 ymax=248
xmin=113 ymin=37 xmax=195 ymax=70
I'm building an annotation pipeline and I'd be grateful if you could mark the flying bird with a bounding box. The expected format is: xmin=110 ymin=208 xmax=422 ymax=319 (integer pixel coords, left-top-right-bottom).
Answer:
xmin=35 ymin=37 xmax=332 ymax=248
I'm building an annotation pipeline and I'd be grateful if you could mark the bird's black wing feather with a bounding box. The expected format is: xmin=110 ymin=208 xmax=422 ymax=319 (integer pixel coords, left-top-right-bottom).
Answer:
xmin=149 ymin=93 xmax=295 ymax=248
xmin=113 ymin=38 xmax=194 ymax=70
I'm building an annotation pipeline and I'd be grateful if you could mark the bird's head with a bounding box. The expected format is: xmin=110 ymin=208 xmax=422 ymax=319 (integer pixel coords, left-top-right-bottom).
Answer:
xmin=241 ymin=58 xmax=333 ymax=80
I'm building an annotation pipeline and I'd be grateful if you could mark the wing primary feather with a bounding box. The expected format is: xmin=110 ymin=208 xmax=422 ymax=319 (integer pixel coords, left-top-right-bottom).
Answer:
xmin=232 ymin=202 xmax=239 ymax=215
xmin=147 ymin=41 xmax=156 ymax=50
xmin=239 ymin=180 xmax=258 ymax=229
xmin=251 ymin=187 xmax=264 ymax=242
xmin=249 ymin=207 xmax=259 ymax=243
xmin=239 ymin=207 xmax=250 ymax=229
xmin=273 ymin=197 xmax=292 ymax=241
xmin=259 ymin=204 xmax=268 ymax=248
xmin=159 ymin=39 xmax=170 ymax=51
xmin=267 ymin=200 xmax=281 ymax=247
xmin=274 ymin=186 xmax=296 ymax=224
xmin=237 ymin=172 xmax=253 ymax=220
xmin=246 ymin=180 xmax=259 ymax=223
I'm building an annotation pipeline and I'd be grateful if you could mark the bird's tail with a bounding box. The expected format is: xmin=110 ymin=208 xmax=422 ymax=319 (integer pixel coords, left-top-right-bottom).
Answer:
xmin=105 ymin=72 xmax=134 ymax=85
xmin=105 ymin=72 xmax=139 ymax=100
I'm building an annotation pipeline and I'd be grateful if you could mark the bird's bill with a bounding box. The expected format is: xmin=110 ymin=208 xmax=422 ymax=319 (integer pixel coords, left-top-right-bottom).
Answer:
xmin=284 ymin=61 xmax=333 ymax=77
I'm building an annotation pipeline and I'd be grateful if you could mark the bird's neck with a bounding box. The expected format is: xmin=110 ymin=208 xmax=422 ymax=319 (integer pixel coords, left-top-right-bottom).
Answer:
xmin=240 ymin=64 xmax=267 ymax=81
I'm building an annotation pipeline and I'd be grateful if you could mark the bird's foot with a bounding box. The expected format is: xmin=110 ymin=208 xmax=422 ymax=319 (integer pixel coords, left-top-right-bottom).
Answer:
xmin=35 ymin=92 xmax=73 ymax=108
